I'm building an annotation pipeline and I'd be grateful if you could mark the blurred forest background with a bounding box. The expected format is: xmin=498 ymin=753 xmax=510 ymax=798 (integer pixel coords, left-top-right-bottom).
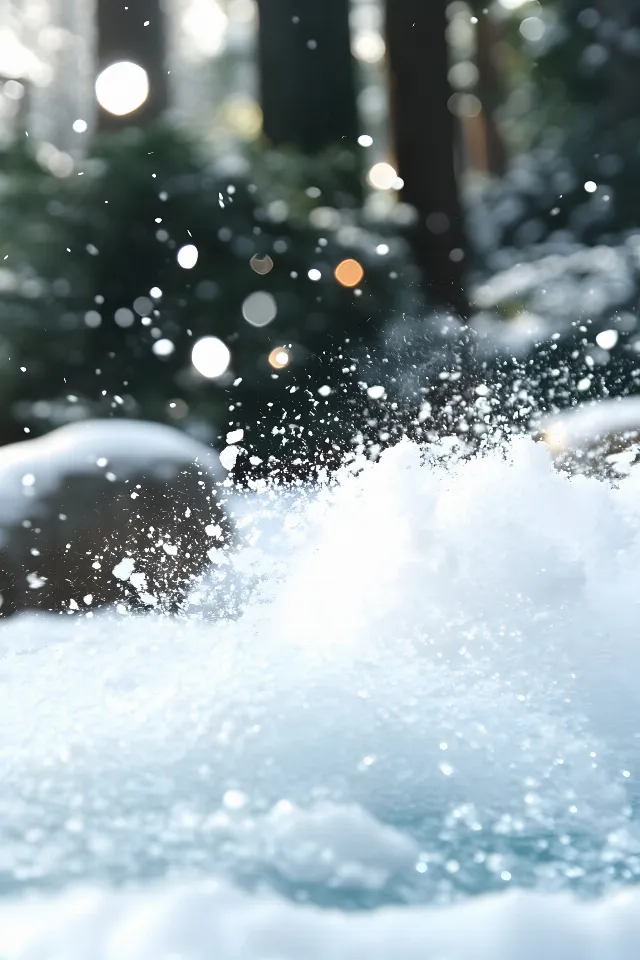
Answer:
xmin=1 ymin=0 xmax=640 ymax=478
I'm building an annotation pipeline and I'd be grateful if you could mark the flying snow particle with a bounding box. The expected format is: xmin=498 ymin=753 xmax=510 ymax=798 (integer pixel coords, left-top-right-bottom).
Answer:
xmin=177 ymin=244 xmax=199 ymax=270
xmin=596 ymin=329 xmax=618 ymax=350
xmin=112 ymin=557 xmax=136 ymax=581
xmin=219 ymin=445 xmax=239 ymax=471
xmin=367 ymin=385 xmax=386 ymax=400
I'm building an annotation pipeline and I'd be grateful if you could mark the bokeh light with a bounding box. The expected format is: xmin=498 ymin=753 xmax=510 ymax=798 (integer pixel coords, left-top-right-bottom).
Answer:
xmin=192 ymin=337 xmax=231 ymax=378
xmin=181 ymin=0 xmax=228 ymax=59
xmin=95 ymin=62 xmax=150 ymax=116
xmin=334 ymin=259 xmax=364 ymax=288
xmin=352 ymin=30 xmax=386 ymax=64
xmin=368 ymin=162 xmax=399 ymax=191
xmin=152 ymin=338 xmax=175 ymax=357
xmin=250 ymin=254 xmax=274 ymax=275
xmin=242 ymin=291 xmax=277 ymax=327
xmin=268 ymin=347 xmax=290 ymax=370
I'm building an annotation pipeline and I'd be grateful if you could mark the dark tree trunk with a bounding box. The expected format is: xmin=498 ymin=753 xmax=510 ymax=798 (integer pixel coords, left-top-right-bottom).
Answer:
xmin=476 ymin=14 xmax=507 ymax=177
xmin=256 ymin=0 xmax=358 ymax=153
xmin=385 ymin=0 xmax=468 ymax=315
xmin=97 ymin=0 xmax=168 ymax=130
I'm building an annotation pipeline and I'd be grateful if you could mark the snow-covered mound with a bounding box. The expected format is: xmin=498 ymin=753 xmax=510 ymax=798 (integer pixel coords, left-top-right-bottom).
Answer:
xmin=0 ymin=419 xmax=226 ymax=526
xmin=0 ymin=419 xmax=230 ymax=615
xmin=3 ymin=880 xmax=640 ymax=960
xmin=543 ymin=397 xmax=640 ymax=453
xmin=2 ymin=436 xmax=640 ymax=955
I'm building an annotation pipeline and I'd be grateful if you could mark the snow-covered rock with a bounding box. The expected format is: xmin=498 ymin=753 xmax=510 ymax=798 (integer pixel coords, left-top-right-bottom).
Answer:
xmin=541 ymin=398 xmax=640 ymax=477
xmin=0 ymin=419 xmax=232 ymax=615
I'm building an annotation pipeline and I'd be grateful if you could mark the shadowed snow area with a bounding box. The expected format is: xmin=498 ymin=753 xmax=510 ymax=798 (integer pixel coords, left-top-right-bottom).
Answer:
xmin=2 ymin=437 xmax=640 ymax=956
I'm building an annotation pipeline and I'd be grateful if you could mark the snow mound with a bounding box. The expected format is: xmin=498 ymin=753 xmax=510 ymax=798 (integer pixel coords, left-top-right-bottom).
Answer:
xmin=543 ymin=397 xmax=640 ymax=452
xmin=3 ymin=880 xmax=640 ymax=960
xmin=2 ymin=436 xmax=640 ymax=950
xmin=0 ymin=419 xmax=225 ymax=526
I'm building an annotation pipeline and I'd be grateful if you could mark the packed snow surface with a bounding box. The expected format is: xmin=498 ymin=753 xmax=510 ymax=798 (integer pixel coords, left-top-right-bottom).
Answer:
xmin=2 ymin=436 xmax=640 ymax=956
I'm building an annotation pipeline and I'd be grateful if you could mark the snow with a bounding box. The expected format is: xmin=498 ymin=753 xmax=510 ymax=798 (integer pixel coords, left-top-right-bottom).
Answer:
xmin=542 ymin=397 xmax=640 ymax=452
xmin=0 ymin=418 xmax=225 ymax=527
xmin=4 ymin=882 xmax=640 ymax=959
xmin=2 ymin=435 xmax=640 ymax=953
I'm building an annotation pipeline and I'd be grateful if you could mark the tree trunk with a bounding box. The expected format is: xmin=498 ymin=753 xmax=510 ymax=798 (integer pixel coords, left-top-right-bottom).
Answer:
xmin=256 ymin=0 xmax=358 ymax=153
xmin=385 ymin=0 xmax=468 ymax=315
xmin=475 ymin=14 xmax=507 ymax=177
xmin=96 ymin=0 xmax=168 ymax=130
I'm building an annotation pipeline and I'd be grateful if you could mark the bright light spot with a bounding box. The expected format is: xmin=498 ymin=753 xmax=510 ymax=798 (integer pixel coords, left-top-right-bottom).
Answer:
xmin=95 ymin=61 xmax=149 ymax=116
xmin=242 ymin=291 xmax=277 ymax=327
xmin=368 ymin=162 xmax=399 ymax=191
xmin=308 ymin=268 xmax=322 ymax=282
xmin=192 ymin=336 xmax=230 ymax=378
xmin=584 ymin=180 xmax=597 ymax=193
xmin=596 ymin=329 xmax=618 ymax=350
xmin=182 ymin=0 xmax=228 ymax=59
xmin=152 ymin=338 xmax=175 ymax=357
xmin=376 ymin=243 xmax=390 ymax=256
xmin=358 ymin=134 xmax=373 ymax=148
xmin=72 ymin=119 xmax=88 ymax=133
xmin=84 ymin=310 xmax=102 ymax=328
xmin=498 ymin=0 xmax=529 ymax=7
xmin=177 ymin=244 xmax=199 ymax=269
xmin=269 ymin=347 xmax=291 ymax=370
xmin=150 ymin=286 xmax=162 ymax=299
xmin=519 ymin=17 xmax=546 ymax=41
xmin=334 ymin=258 xmax=364 ymax=288
xmin=249 ymin=254 xmax=274 ymax=275
xmin=352 ymin=30 xmax=386 ymax=64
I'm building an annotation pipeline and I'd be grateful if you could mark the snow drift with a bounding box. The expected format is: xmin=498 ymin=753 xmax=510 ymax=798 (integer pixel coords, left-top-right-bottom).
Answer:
xmin=1 ymin=435 xmax=640 ymax=956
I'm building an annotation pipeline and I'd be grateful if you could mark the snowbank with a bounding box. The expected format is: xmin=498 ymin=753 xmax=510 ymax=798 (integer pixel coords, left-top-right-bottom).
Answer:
xmin=1 ymin=436 xmax=640 ymax=952
xmin=3 ymin=880 xmax=640 ymax=960
xmin=543 ymin=397 xmax=640 ymax=452
xmin=0 ymin=418 xmax=226 ymax=528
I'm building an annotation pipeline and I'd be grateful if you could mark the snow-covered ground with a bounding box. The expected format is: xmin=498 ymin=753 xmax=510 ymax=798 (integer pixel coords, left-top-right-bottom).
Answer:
xmin=2 ymin=436 xmax=640 ymax=956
